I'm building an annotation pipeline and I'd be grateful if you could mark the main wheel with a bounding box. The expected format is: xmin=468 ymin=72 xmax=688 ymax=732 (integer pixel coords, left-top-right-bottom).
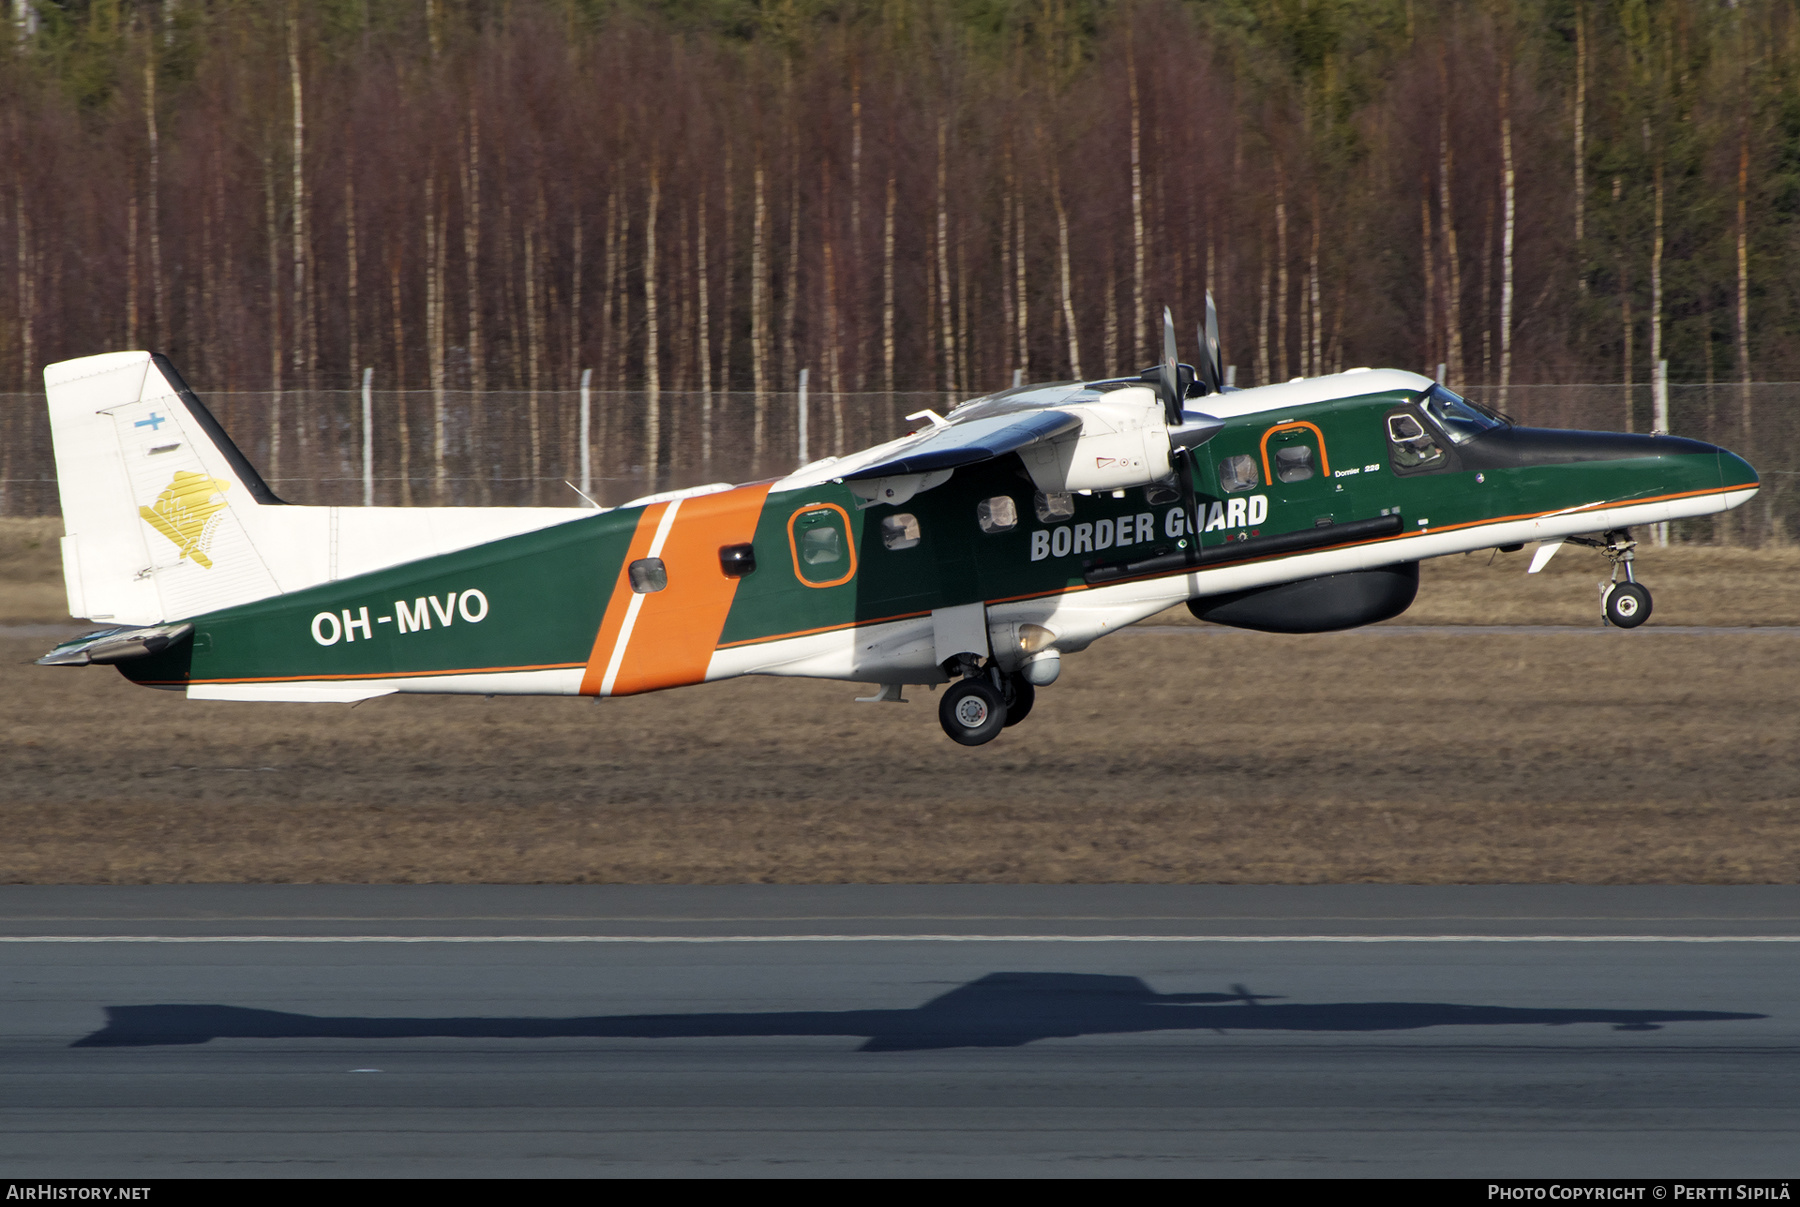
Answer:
xmin=1605 ymin=582 xmax=1652 ymax=628
xmin=939 ymin=679 xmax=1008 ymax=746
xmin=1000 ymin=675 xmax=1035 ymax=727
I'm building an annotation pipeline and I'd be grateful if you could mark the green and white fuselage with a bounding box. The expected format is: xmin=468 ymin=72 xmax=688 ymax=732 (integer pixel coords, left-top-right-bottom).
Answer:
xmin=38 ymin=352 xmax=1760 ymax=737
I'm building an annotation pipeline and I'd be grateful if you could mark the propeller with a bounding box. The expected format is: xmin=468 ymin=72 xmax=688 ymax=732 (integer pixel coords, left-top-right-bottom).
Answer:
xmin=1158 ymin=306 xmax=1184 ymax=426
xmin=1197 ymin=290 xmax=1223 ymax=395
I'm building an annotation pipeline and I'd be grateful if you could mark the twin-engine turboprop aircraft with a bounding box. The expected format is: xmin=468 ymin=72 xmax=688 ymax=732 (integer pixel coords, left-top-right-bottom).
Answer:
xmin=38 ymin=301 xmax=1759 ymax=744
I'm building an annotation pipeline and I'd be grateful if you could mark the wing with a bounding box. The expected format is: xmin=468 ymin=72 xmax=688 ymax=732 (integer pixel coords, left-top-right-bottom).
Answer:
xmin=841 ymin=410 xmax=1083 ymax=481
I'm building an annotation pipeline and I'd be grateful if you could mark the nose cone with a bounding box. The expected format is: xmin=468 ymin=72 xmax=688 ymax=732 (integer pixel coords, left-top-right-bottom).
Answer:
xmin=1716 ymin=445 xmax=1760 ymax=494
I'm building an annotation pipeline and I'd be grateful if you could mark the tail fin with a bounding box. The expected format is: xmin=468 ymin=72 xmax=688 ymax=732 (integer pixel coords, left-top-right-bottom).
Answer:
xmin=47 ymin=350 xmax=592 ymax=629
xmin=47 ymin=351 xmax=284 ymax=625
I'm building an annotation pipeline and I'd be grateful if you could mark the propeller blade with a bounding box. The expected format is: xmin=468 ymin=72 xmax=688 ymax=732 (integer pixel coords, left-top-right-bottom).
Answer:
xmin=1159 ymin=307 xmax=1183 ymax=425
xmin=1198 ymin=291 xmax=1223 ymax=395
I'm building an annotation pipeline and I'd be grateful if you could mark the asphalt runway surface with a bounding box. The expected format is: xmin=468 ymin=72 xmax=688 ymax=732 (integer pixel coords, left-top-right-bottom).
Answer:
xmin=2 ymin=885 xmax=1797 ymax=1177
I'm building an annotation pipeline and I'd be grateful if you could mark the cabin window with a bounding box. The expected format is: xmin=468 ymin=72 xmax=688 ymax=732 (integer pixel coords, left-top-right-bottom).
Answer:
xmin=719 ymin=543 xmax=756 ymax=578
xmin=1219 ymin=454 xmax=1259 ymax=493
xmin=978 ymin=496 xmax=1019 ymax=533
xmin=1274 ymin=445 xmax=1315 ymax=482
xmin=881 ymin=513 xmax=921 ymax=551
xmin=787 ymin=504 xmax=858 ymax=588
xmin=802 ymin=527 xmax=840 ymax=565
xmin=1388 ymin=411 xmax=1447 ymax=471
xmin=628 ymin=557 xmax=667 ymax=593
xmin=1034 ymin=491 xmax=1076 ymax=522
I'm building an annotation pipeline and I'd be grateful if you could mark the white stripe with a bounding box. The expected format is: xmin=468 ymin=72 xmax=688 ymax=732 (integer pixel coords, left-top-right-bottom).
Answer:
xmin=0 ymin=934 xmax=1796 ymax=944
xmin=599 ymin=499 xmax=684 ymax=697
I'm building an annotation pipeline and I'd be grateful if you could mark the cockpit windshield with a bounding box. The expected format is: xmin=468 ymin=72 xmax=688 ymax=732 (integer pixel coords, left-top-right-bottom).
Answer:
xmin=1420 ymin=385 xmax=1508 ymax=445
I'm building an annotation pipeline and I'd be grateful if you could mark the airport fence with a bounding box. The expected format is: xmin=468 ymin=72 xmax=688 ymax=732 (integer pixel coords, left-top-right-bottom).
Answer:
xmin=2 ymin=381 xmax=1797 ymax=544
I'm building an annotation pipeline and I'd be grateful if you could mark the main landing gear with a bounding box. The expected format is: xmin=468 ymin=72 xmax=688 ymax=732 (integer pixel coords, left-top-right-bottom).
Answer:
xmin=1570 ymin=529 xmax=1653 ymax=629
xmin=938 ymin=660 xmax=1037 ymax=746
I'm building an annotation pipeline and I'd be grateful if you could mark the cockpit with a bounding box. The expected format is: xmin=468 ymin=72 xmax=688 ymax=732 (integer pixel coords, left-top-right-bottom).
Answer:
xmin=1419 ymin=384 xmax=1509 ymax=445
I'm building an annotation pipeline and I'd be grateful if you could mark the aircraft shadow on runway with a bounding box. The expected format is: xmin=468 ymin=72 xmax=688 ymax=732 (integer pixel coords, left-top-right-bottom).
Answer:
xmin=71 ymin=972 xmax=1765 ymax=1051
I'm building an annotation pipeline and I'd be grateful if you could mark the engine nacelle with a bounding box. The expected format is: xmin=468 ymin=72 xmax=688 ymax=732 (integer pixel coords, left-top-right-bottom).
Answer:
xmin=1188 ymin=563 xmax=1419 ymax=633
xmin=1018 ymin=387 xmax=1174 ymax=494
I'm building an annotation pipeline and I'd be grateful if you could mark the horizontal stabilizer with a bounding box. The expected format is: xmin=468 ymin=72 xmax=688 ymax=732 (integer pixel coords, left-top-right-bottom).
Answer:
xmin=842 ymin=411 xmax=1082 ymax=481
xmin=36 ymin=623 xmax=194 ymax=666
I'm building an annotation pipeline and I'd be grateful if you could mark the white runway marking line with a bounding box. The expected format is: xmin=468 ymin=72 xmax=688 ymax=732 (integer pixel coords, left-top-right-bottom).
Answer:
xmin=2 ymin=934 xmax=1799 ymax=944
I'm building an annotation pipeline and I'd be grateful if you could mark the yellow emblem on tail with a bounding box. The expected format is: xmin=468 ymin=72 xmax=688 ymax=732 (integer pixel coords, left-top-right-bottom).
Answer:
xmin=139 ymin=470 xmax=230 ymax=569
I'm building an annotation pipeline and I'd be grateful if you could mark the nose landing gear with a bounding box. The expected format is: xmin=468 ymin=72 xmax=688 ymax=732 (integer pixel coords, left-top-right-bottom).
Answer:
xmin=1571 ymin=529 xmax=1653 ymax=629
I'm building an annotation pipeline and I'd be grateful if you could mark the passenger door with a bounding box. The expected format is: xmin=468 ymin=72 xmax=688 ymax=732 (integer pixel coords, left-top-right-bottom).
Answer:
xmin=1261 ymin=421 xmax=1336 ymax=528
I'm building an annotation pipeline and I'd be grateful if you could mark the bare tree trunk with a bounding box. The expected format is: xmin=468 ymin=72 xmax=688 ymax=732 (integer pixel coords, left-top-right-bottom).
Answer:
xmin=1650 ymin=158 xmax=1664 ymax=432
xmin=427 ymin=176 xmax=448 ymax=501
xmin=1501 ymin=43 xmax=1516 ymax=409
xmin=1619 ymin=236 xmax=1633 ymax=433
xmin=1573 ymin=5 xmax=1587 ymax=293
xmin=1127 ymin=31 xmax=1145 ymax=365
xmin=1051 ymin=164 xmax=1081 ymax=380
xmin=612 ymin=202 xmax=629 ymax=396
xmin=1308 ymin=200 xmax=1321 ymax=378
xmin=752 ymin=161 xmax=768 ymax=464
xmin=644 ymin=167 xmax=661 ymax=486
xmin=720 ymin=152 xmax=734 ymax=398
xmin=1014 ymin=190 xmax=1028 ymax=380
xmin=955 ymin=231 xmax=969 ymax=394
xmin=1275 ymin=172 xmax=1288 ymax=381
xmin=882 ymin=173 xmax=895 ymax=394
xmin=1256 ymin=238 xmax=1270 ymax=386
xmin=346 ymin=175 xmax=359 ymax=382
xmin=850 ymin=71 xmax=865 ymax=389
xmin=1482 ymin=198 xmax=1494 ymax=387
xmin=697 ymin=186 xmax=713 ymax=470
xmin=570 ymin=211 xmax=582 ymax=389
xmin=1420 ymin=183 xmax=1435 ymax=371
xmin=781 ymin=160 xmax=798 ymax=392
xmin=289 ymin=10 xmax=306 ymax=394
xmin=144 ymin=42 xmax=164 ymax=347
xmin=15 ymin=192 xmax=32 ymax=389
xmin=462 ymin=108 xmax=484 ymax=392
xmin=1437 ymin=59 xmax=1464 ymax=388
xmin=936 ymin=119 xmax=956 ymax=391
xmin=600 ymin=190 xmax=617 ymax=392
xmin=1737 ymin=119 xmax=1752 ymax=440
xmin=1103 ymin=250 xmax=1118 ymax=377
xmin=127 ymin=188 xmax=139 ymax=348
xmin=1001 ymin=164 xmax=1016 ymax=379
xmin=389 ymin=239 xmax=407 ymax=503
xmin=263 ymin=155 xmax=280 ymax=477
xmin=524 ymin=212 xmax=542 ymax=496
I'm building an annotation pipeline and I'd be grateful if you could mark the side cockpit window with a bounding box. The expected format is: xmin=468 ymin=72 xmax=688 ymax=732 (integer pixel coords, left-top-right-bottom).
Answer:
xmin=1387 ymin=411 xmax=1447 ymax=472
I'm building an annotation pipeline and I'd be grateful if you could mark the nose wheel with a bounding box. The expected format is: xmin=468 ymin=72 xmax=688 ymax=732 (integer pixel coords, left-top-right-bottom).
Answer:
xmin=1572 ymin=529 xmax=1653 ymax=628
xmin=1603 ymin=581 xmax=1652 ymax=628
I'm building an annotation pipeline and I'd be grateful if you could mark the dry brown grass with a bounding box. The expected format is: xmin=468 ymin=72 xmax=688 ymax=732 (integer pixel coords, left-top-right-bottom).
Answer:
xmin=7 ymin=626 xmax=1800 ymax=884
xmin=6 ymin=516 xmax=1799 ymax=885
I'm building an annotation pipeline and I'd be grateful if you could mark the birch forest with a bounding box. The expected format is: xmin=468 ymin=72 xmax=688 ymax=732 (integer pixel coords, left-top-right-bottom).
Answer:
xmin=3 ymin=0 xmax=1800 ymax=524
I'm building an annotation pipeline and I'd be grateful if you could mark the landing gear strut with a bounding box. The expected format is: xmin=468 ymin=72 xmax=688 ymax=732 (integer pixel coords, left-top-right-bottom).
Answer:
xmin=1570 ymin=529 xmax=1653 ymax=629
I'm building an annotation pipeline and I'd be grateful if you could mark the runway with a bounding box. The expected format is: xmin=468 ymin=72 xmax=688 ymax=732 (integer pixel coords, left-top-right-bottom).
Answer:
xmin=2 ymin=885 xmax=1796 ymax=1176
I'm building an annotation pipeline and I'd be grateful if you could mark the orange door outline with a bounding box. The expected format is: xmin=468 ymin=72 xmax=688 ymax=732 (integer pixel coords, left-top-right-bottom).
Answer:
xmin=786 ymin=502 xmax=858 ymax=588
xmin=1260 ymin=421 xmax=1331 ymax=484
